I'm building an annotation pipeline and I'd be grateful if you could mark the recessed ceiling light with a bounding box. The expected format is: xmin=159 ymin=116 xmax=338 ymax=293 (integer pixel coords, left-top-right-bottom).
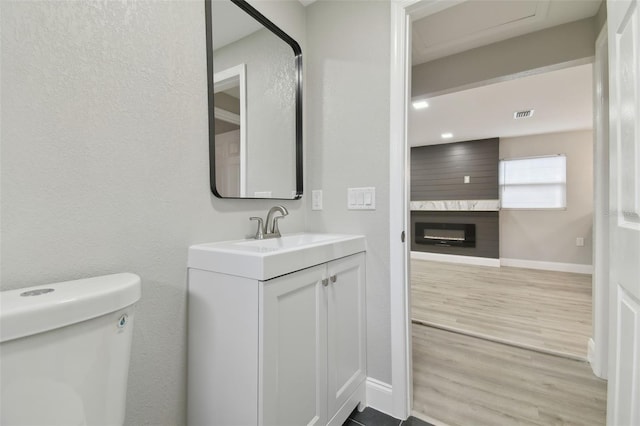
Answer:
xmin=412 ymin=100 xmax=429 ymax=110
xmin=441 ymin=132 xmax=453 ymax=139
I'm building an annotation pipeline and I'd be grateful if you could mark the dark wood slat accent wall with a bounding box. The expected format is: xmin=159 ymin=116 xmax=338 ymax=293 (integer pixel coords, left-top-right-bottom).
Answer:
xmin=411 ymin=138 xmax=499 ymax=201
xmin=411 ymin=211 xmax=499 ymax=258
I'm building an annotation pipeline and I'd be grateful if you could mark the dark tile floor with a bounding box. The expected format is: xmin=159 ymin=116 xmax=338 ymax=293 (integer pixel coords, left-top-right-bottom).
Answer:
xmin=343 ymin=407 xmax=434 ymax=426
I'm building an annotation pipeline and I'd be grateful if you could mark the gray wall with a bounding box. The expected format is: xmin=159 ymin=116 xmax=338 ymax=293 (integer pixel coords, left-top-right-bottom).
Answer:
xmin=1 ymin=0 xmax=397 ymax=419
xmin=411 ymin=138 xmax=499 ymax=201
xmin=306 ymin=0 xmax=392 ymax=384
xmin=0 ymin=1 xmax=306 ymax=425
xmin=412 ymin=17 xmax=597 ymax=98
xmin=499 ymin=130 xmax=594 ymax=265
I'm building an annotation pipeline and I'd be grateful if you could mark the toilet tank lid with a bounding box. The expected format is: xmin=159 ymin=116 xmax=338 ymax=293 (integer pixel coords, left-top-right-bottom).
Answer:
xmin=0 ymin=273 xmax=141 ymax=343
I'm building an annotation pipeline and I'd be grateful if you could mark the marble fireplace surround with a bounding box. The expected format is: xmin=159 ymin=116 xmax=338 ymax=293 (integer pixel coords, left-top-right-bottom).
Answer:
xmin=410 ymin=199 xmax=500 ymax=211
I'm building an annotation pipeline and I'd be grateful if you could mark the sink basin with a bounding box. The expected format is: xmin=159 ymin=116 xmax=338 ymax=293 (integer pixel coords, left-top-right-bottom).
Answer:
xmin=233 ymin=233 xmax=343 ymax=251
xmin=188 ymin=233 xmax=366 ymax=280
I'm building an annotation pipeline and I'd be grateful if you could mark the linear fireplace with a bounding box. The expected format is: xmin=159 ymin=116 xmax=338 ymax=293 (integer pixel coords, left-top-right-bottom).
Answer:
xmin=415 ymin=222 xmax=476 ymax=248
xmin=411 ymin=211 xmax=498 ymax=258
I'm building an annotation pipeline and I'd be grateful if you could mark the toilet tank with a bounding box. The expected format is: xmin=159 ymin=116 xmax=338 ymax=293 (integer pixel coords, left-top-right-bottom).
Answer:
xmin=0 ymin=273 xmax=142 ymax=426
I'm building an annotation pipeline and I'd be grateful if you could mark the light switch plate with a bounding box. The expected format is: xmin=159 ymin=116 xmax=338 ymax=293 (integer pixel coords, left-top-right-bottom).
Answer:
xmin=348 ymin=187 xmax=376 ymax=210
xmin=312 ymin=190 xmax=323 ymax=210
xmin=464 ymin=176 xmax=470 ymax=184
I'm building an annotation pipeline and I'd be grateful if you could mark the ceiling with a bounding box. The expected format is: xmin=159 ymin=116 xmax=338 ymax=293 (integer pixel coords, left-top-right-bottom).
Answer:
xmin=408 ymin=63 xmax=593 ymax=147
xmin=412 ymin=0 xmax=602 ymax=65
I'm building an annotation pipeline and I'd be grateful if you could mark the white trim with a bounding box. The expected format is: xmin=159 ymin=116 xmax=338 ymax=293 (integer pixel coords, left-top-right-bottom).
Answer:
xmin=590 ymin=23 xmax=609 ymax=380
xmin=214 ymin=63 xmax=247 ymax=197
xmin=213 ymin=107 xmax=240 ymax=125
xmin=588 ymin=337 xmax=596 ymax=364
xmin=411 ymin=251 xmax=500 ymax=267
xmin=500 ymin=258 xmax=593 ymax=274
xmin=389 ymin=0 xmax=420 ymax=420
xmin=213 ymin=63 xmax=246 ymax=91
xmin=365 ymin=378 xmax=394 ymax=417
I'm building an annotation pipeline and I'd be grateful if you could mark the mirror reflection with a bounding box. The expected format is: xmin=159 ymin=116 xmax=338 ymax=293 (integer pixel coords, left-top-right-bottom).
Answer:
xmin=208 ymin=0 xmax=302 ymax=199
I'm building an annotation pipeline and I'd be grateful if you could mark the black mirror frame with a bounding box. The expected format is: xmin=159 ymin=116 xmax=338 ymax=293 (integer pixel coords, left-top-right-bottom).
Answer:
xmin=205 ymin=0 xmax=303 ymax=200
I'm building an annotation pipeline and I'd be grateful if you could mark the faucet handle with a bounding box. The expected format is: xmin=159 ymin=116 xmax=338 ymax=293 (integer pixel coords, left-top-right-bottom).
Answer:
xmin=249 ymin=217 xmax=265 ymax=240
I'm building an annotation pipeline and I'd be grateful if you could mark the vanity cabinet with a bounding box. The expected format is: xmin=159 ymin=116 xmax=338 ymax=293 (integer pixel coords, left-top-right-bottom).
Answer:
xmin=188 ymin=251 xmax=366 ymax=426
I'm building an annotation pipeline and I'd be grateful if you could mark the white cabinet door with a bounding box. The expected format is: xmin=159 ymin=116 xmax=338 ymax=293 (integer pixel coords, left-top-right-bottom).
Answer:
xmin=326 ymin=253 xmax=366 ymax=419
xmin=260 ymin=264 xmax=328 ymax=426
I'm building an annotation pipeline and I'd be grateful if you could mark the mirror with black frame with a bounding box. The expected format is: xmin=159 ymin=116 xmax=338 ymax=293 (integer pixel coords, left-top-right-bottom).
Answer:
xmin=206 ymin=0 xmax=302 ymax=199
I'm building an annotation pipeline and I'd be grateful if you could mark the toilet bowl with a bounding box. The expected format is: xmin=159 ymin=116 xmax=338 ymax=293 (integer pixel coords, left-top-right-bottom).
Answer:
xmin=0 ymin=273 xmax=141 ymax=426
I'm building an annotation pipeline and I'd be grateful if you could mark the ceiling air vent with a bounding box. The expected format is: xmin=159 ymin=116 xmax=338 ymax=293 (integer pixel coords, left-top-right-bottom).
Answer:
xmin=514 ymin=109 xmax=535 ymax=119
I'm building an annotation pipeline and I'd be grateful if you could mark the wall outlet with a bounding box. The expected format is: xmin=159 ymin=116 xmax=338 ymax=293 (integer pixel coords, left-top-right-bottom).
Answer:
xmin=576 ymin=237 xmax=585 ymax=247
xmin=464 ymin=175 xmax=470 ymax=184
xmin=312 ymin=190 xmax=323 ymax=210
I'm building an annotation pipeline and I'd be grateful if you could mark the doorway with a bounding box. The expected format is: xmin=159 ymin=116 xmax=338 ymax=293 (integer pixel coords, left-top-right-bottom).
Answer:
xmin=409 ymin=63 xmax=595 ymax=361
xmin=408 ymin=67 xmax=602 ymax=425
xmin=387 ymin=0 xmax=611 ymax=422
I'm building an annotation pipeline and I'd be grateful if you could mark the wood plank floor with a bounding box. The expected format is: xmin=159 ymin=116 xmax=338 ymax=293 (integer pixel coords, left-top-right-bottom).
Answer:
xmin=411 ymin=260 xmax=592 ymax=359
xmin=412 ymin=325 xmax=607 ymax=426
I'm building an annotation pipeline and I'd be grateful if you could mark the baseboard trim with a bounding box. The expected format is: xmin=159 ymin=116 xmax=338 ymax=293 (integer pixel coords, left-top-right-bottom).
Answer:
xmin=365 ymin=378 xmax=394 ymax=417
xmin=500 ymin=258 xmax=593 ymax=274
xmin=410 ymin=251 xmax=500 ymax=267
xmin=587 ymin=338 xmax=595 ymax=365
xmin=588 ymin=337 xmax=608 ymax=379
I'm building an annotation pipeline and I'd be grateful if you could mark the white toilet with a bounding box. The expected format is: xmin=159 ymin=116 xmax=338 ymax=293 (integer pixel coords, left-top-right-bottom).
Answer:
xmin=0 ymin=273 xmax=141 ymax=426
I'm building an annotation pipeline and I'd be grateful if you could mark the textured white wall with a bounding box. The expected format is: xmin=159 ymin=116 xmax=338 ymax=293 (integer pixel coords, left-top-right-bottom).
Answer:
xmin=0 ymin=1 xmax=306 ymax=425
xmin=499 ymin=130 xmax=594 ymax=265
xmin=213 ymin=28 xmax=297 ymax=197
xmin=306 ymin=0 xmax=392 ymax=384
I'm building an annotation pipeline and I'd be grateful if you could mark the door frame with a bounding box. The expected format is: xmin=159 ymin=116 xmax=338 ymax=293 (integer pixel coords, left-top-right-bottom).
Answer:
xmin=388 ymin=0 xmax=610 ymax=419
xmin=388 ymin=0 xmax=422 ymax=419
xmin=214 ymin=64 xmax=247 ymax=197
xmin=390 ymin=2 xmax=477 ymax=418
xmin=590 ymin=24 xmax=610 ymax=379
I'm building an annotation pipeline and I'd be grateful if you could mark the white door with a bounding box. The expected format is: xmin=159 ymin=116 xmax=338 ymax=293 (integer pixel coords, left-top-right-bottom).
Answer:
xmin=606 ymin=1 xmax=640 ymax=424
xmin=326 ymin=253 xmax=366 ymax=420
xmin=260 ymin=265 xmax=327 ymax=426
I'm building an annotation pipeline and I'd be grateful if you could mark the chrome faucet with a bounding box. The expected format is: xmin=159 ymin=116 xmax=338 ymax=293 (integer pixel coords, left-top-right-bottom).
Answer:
xmin=250 ymin=205 xmax=289 ymax=239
